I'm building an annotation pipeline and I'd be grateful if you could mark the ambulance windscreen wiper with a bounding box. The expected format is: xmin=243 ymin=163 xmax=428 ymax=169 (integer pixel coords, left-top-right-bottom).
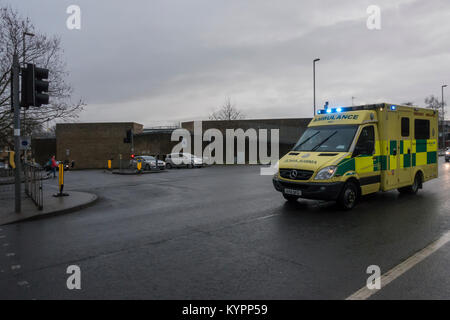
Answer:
xmin=293 ymin=131 xmax=320 ymax=150
xmin=311 ymin=131 xmax=338 ymax=151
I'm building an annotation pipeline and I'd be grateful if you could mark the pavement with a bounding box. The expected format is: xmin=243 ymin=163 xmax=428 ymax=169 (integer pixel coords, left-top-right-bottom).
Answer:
xmin=0 ymin=159 xmax=449 ymax=299
xmin=0 ymin=180 xmax=98 ymax=226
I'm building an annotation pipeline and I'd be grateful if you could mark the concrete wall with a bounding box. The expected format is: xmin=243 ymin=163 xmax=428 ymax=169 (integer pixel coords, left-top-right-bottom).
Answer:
xmin=52 ymin=118 xmax=312 ymax=168
xmin=181 ymin=118 xmax=312 ymax=161
xmin=133 ymin=131 xmax=178 ymax=159
xmin=56 ymin=122 xmax=143 ymax=169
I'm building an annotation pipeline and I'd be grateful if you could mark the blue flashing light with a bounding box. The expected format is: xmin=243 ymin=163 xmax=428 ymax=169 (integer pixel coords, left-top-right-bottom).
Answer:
xmin=336 ymin=107 xmax=342 ymax=112
xmin=326 ymin=108 xmax=332 ymax=114
xmin=390 ymin=105 xmax=397 ymax=111
xmin=317 ymin=110 xmax=322 ymax=115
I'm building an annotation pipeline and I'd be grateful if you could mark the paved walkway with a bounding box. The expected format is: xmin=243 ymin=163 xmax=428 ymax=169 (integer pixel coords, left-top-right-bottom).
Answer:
xmin=0 ymin=187 xmax=97 ymax=225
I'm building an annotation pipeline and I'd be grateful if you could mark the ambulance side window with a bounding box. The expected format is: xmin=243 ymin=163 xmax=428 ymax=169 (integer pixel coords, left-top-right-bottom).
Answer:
xmin=415 ymin=119 xmax=430 ymax=139
xmin=401 ymin=118 xmax=410 ymax=137
xmin=353 ymin=126 xmax=375 ymax=156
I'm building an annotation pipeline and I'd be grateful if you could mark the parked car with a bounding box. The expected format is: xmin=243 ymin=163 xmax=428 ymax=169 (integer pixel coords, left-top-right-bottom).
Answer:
xmin=165 ymin=153 xmax=204 ymax=169
xmin=445 ymin=147 xmax=450 ymax=162
xmin=130 ymin=155 xmax=165 ymax=170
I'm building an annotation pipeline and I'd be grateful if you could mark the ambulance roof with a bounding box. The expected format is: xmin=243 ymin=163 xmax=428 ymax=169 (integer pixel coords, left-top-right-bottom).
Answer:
xmin=310 ymin=103 xmax=436 ymax=127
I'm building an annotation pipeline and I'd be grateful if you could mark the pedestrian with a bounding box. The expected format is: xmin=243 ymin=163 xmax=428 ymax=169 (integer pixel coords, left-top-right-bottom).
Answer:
xmin=51 ymin=155 xmax=58 ymax=178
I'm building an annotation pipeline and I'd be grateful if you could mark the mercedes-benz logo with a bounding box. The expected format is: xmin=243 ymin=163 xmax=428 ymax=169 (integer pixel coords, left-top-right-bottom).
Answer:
xmin=289 ymin=170 xmax=298 ymax=179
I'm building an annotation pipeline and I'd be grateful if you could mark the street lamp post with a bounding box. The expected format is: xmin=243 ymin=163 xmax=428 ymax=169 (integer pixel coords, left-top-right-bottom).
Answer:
xmin=442 ymin=84 xmax=447 ymax=149
xmin=313 ymin=58 xmax=320 ymax=116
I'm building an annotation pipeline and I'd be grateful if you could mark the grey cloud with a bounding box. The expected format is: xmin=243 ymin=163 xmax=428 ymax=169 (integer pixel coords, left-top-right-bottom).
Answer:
xmin=4 ymin=0 xmax=450 ymax=126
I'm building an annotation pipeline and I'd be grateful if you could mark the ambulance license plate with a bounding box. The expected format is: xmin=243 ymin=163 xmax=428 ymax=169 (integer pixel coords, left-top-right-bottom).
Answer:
xmin=284 ymin=188 xmax=302 ymax=196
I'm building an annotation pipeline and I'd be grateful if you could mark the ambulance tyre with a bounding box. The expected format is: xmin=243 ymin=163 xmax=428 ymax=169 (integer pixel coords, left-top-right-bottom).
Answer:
xmin=398 ymin=172 xmax=421 ymax=194
xmin=338 ymin=181 xmax=358 ymax=210
xmin=283 ymin=194 xmax=299 ymax=202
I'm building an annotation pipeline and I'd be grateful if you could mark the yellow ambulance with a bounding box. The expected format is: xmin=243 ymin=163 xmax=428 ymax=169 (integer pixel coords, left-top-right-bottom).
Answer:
xmin=273 ymin=103 xmax=439 ymax=209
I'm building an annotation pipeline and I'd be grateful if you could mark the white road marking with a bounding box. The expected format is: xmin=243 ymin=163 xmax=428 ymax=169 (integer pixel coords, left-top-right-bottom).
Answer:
xmin=347 ymin=230 xmax=450 ymax=300
xmin=256 ymin=213 xmax=280 ymax=221
xmin=17 ymin=281 xmax=29 ymax=287
xmin=2 ymin=243 xmax=9 ymax=247
xmin=11 ymin=265 xmax=21 ymax=270
xmin=0 ymin=235 xmax=5 ymax=239
xmin=6 ymin=253 xmax=15 ymax=257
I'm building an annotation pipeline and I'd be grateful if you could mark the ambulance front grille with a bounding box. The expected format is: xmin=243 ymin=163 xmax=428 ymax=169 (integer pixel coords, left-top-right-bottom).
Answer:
xmin=279 ymin=169 xmax=314 ymax=180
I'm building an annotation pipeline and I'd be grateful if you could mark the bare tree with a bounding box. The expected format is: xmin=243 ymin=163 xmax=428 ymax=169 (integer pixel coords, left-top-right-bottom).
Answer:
xmin=0 ymin=6 xmax=85 ymax=148
xmin=209 ymin=98 xmax=245 ymax=120
xmin=424 ymin=95 xmax=444 ymax=121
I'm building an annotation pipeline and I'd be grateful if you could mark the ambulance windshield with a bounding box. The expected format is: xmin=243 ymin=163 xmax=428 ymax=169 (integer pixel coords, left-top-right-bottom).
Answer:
xmin=293 ymin=125 xmax=358 ymax=152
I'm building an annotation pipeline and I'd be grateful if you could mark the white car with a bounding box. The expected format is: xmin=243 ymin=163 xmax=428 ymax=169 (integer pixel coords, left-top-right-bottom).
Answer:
xmin=445 ymin=148 xmax=450 ymax=162
xmin=165 ymin=153 xmax=205 ymax=169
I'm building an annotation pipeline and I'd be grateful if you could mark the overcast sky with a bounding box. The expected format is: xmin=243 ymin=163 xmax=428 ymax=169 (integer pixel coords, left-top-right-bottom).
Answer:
xmin=3 ymin=0 xmax=450 ymax=126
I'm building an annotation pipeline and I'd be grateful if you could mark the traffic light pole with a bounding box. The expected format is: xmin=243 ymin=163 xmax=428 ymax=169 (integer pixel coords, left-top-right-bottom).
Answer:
xmin=12 ymin=54 xmax=21 ymax=213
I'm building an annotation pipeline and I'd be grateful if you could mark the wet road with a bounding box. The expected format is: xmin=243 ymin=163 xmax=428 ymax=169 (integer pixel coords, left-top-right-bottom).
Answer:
xmin=0 ymin=159 xmax=449 ymax=299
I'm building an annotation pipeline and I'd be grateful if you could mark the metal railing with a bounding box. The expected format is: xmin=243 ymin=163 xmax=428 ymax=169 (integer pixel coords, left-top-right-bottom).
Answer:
xmin=24 ymin=163 xmax=44 ymax=210
xmin=0 ymin=168 xmax=14 ymax=178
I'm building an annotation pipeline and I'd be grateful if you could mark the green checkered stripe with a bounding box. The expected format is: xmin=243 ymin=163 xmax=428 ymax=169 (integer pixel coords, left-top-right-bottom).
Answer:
xmin=336 ymin=155 xmax=386 ymax=176
xmin=335 ymin=139 xmax=437 ymax=176
xmin=393 ymin=139 xmax=437 ymax=168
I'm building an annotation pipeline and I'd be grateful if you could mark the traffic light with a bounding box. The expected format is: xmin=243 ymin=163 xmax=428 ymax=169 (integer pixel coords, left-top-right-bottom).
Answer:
xmin=124 ymin=129 xmax=132 ymax=143
xmin=21 ymin=63 xmax=49 ymax=108
xmin=130 ymin=154 xmax=135 ymax=159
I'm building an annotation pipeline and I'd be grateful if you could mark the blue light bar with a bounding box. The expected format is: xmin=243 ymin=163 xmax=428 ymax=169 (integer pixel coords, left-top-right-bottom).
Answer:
xmin=390 ymin=105 xmax=397 ymax=111
xmin=317 ymin=110 xmax=322 ymax=114
xmin=326 ymin=109 xmax=332 ymax=114
xmin=336 ymin=107 xmax=342 ymax=112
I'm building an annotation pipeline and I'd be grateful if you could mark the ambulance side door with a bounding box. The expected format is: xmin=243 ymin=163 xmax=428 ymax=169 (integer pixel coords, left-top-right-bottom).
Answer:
xmin=352 ymin=124 xmax=381 ymax=195
xmin=398 ymin=113 xmax=413 ymax=186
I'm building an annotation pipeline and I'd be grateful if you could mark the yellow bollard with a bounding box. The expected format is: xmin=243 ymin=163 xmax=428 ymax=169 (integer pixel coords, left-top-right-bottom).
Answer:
xmin=53 ymin=163 xmax=69 ymax=197
xmin=58 ymin=163 xmax=64 ymax=189
xmin=137 ymin=161 xmax=142 ymax=171
xmin=9 ymin=151 xmax=15 ymax=169
xmin=108 ymin=159 xmax=112 ymax=169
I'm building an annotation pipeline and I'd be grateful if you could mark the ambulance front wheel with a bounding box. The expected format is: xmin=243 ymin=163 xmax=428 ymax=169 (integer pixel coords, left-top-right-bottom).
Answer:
xmin=338 ymin=181 xmax=358 ymax=210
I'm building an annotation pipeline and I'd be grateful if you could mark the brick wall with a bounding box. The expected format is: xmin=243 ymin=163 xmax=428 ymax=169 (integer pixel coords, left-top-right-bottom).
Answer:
xmin=31 ymin=137 xmax=56 ymax=166
xmin=56 ymin=122 xmax=143 ymax=169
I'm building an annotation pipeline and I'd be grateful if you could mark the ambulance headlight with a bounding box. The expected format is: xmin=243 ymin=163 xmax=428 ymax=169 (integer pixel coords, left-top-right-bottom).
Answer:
xmin=314 ymin=166 xmax=337 ymax=180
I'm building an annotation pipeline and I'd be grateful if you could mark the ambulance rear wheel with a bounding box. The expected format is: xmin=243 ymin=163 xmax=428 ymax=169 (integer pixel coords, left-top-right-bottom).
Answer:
xmin=283 ymin=194 xmax=299 ymax=202
xmin=398 ymin=173 xmax=421 ymax=194
xmin=338 ymin=181 xmax=358 ymax=210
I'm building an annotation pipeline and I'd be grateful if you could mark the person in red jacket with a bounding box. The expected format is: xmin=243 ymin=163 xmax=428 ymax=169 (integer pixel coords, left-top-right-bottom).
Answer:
xmin=50 ymin=155 xmax=58 ymax=178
